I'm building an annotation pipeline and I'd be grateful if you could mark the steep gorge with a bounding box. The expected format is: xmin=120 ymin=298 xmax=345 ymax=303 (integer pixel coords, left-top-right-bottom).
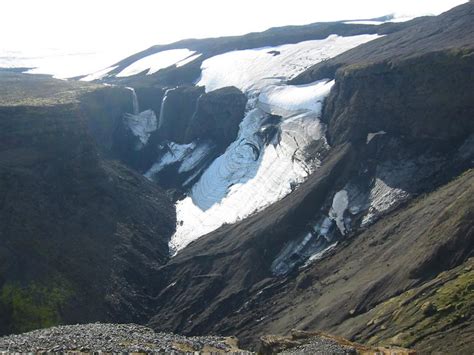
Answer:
xmin=0 ymin=3 xmax=473 ymax=353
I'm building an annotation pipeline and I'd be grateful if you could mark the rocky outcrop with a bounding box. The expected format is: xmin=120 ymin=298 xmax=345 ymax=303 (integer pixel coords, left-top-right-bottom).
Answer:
xmin=156 ymin=86 xmax=204 ymax=143
xmin=291 ymin=2 xmax=474 ymax=146
xmin=79 ymin=86 xmax=135 ymax=157
xmin=0 ymin=73 xmax=175 ymax=335
xmin=291 ymin=2 xmax=474 ymax=85
xmin=142 ymin=86 xmax=247 ymax=192
xmin=323 ymin=49 xmax=474 ymax=146
xmin=185 ymin=86 xmax=247 ymax=153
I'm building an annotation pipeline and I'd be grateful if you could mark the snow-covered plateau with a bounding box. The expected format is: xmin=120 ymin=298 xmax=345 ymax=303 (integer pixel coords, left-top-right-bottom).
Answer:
xmin=196 ymin=34 xmax=380 ymax=92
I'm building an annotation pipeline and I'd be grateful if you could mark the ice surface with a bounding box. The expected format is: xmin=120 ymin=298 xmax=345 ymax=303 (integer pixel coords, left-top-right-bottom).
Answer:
xmin=116 ymin=49 xmax=195 ymax=77
xmin=178 ymin=143 xmax=212 ymax=173
xmin=0 ymin=48 xmax=136 ymax=79
xmin=145 ymin=142 xmax=196 ymax=179
xmin=197 ymin=34 xmax=380 ymax=92
xmin=258 ymin=80 xmax=335 ymax=116
xmin=330 ymin=190 xmax=349 ymax=234
xmin=361 ymin=178 xmax=409 ymax=226
xmin=171 ymin=80 xmax=331 ymax=253
xmin=125 ymin=110 xmax=157 ymax=146
xmin=303 ymin=242 xmax=338 ymax=267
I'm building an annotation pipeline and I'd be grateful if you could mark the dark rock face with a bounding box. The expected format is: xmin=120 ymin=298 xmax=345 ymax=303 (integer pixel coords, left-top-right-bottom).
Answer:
xmin=0 ymin=74 xmax=175 ymax=335
xmin=142 ymin=86 xmax=247 ymax=192
xmin=291 ymin=2 xmax=474 ymax=85
xmin=135 ymin=86 xmax=167 ymax=114
xmin=323 ymin=50 xmax=474 ymax=145
xmin=79 ymin=87 xmax=134 ymax=157
xmin=185 ymin=86 xmax=247 ymax=153
xmin=157 ymin=86 xmax=205 ymax=144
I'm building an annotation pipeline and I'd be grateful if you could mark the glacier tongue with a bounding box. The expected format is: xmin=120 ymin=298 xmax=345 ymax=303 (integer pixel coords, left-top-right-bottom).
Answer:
xmin=170 ymin=34 xmax=382 ymax=254
xmin=170 ymin=81 xmax=334 ymax=253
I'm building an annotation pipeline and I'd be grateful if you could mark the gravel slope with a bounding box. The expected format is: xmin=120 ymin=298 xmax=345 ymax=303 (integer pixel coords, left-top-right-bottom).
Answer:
xmin=0 ymin=323 xmax=246 ymax=353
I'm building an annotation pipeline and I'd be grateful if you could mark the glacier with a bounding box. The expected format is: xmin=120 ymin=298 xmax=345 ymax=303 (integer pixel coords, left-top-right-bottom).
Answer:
xmin=156 ymin=34 xmax=382 ymax=254
xmin=170 ymin=81 xmax=334 ymax=253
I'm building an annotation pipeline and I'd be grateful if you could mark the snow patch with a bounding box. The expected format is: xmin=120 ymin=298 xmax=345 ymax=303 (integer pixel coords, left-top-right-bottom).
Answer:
xmin=366 ymin=130 xmax=386 ymax=144
xmin=117 ymin=49 xmax=195 ymax=77
xmin=197 ymin=34 xmax=380 ymax=92
xmin=258 ymin=80 xmax=334 ymax=115
xmin=361 ymin=178 xmax=409 ymax=226
xmin=176 ymin=53 xmax=202 ymax=67
xmin=80 ymin=65 xmax=118 ymax=81
xmin=303 ymin=242 xmax=338 ymax=267
xmin=329 ymin=190 xmax=349 ymax=235
xmin=344 ymin=20 xmax=385 ymax=25
xmin=145 ymin=142 xmax=196 ymax=179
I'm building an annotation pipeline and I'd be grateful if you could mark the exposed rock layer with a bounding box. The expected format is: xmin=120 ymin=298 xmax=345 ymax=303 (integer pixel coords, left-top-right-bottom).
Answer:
xmin=0 ymin=74 xmax=175 ymax=335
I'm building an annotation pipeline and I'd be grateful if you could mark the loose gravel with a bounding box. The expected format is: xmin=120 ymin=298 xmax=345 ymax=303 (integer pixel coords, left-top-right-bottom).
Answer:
xmin=278 ymin=336 xmax=357 ymax=354
xmin=0 ymin=323 xmax=245 ymax=353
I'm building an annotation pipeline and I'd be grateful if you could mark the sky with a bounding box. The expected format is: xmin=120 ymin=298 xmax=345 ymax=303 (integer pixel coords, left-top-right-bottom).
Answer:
xmin=0 ymin=0 xmax=467 ymax=77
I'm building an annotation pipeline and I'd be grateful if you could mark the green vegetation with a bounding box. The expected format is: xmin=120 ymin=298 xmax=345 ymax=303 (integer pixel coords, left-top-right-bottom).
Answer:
xmin=364 ymin=259 xmax=474 ymax=348
xmin=0 ymin=281 xmax=73 ymax=333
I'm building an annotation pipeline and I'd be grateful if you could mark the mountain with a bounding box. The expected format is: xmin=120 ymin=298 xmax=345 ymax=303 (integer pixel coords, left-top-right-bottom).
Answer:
xmin=0 ymin=2 xmax=473 ymax=353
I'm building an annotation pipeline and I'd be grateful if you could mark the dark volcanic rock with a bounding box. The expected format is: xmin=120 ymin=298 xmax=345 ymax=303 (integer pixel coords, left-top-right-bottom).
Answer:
xmin=290 ymin=2 xmax=474 ymax=146
xmin=79 ymin=86 xmax=135 ymax=157
xmin=0 ymin=73 xmax=175 ymax=335
xmin=157 ymin=85 xmax=205 ymax=143
xmin=291 ymin=2 xmax=474 ymax=85
xmin=323 ymin=49 xmax=474 ymax=145
xmin=185 ymin=86 xmax=247 ymax=152
xmin=143 ymin=86 xmax=246 ymax=192
xmin=147 ymin=144 xmax=357 ymax=337
xmin=141 ymin=4 xmax=474 ymax=353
